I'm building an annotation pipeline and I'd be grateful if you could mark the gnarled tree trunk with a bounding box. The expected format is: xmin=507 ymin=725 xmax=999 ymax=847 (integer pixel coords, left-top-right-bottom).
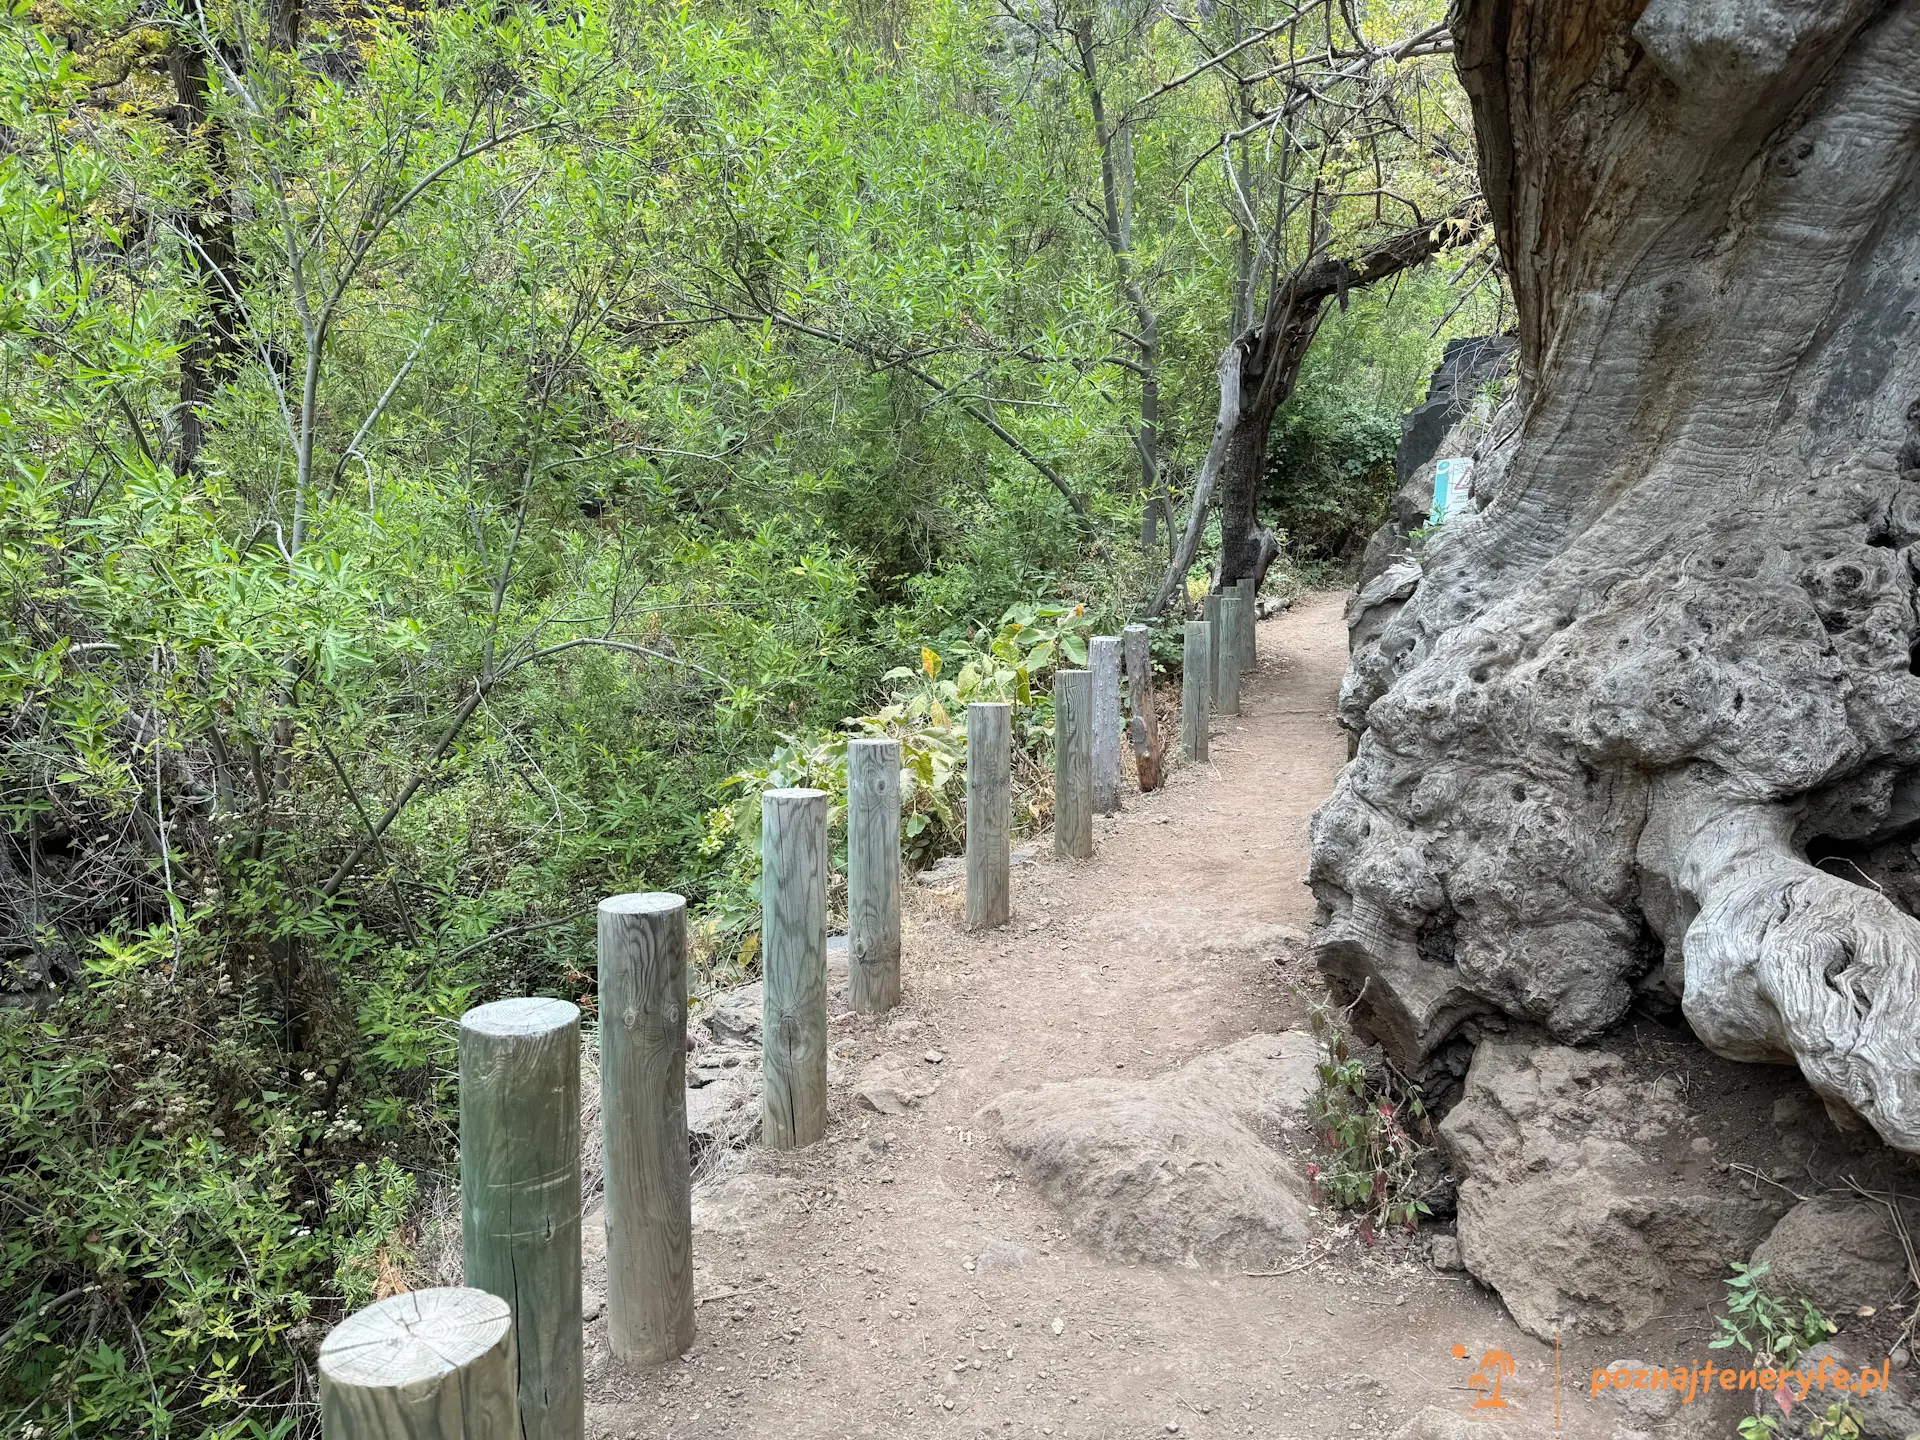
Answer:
xmin=1313 ymin=0 xmax=1920 ymax=1152
xmin=1150 ymin=209 xmax=1482 ymax=614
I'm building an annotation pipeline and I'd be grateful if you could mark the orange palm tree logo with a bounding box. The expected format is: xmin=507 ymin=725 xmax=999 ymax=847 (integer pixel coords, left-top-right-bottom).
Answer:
xmin=1453 ymin=1344 xmax=1516 ymax=1409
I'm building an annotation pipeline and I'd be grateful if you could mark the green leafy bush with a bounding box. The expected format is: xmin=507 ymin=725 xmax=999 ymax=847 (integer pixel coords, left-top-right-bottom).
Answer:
xmin=1306 ymin=1003 xmax=1433 ymax=1241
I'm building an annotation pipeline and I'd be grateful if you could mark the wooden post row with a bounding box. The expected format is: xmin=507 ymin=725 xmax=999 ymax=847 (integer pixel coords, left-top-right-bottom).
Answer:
xmin=1054 ymin=668 xmax=1093 ymax=859
xmin=1182 ymin=620 xmax=1211 ymax=762
xmin=459 ymin=997 xmax=584 ymax=1440
xmin=966 ymin=702 xmax=1012 ymax=930
xmin=599 ymin=893 xmax=696 ymax=1365
xmin=318 ymin=1287 xmax=516 ymax=1440
xmin=846 ymin=738 xmax=901 ymax=1014
xmin=761 ymin=788 xmax=828 ymax=1149
xmin=1202 ymin=592 xmax=1225 ymax=705
xmin=1123 ymin=623 xmax=1161 ymax=791
xmin=1088 ymin=636 xmax=1120 ymax=815
xmin=1235 ymin=577 xmax=1257 ymax=671
xmin=1218 ymin=592 xmax=1243 ymax=718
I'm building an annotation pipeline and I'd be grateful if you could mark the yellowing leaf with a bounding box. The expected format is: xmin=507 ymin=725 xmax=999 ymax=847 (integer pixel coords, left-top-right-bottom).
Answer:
xmin=920 ymin=646 xmax=942 ymax=679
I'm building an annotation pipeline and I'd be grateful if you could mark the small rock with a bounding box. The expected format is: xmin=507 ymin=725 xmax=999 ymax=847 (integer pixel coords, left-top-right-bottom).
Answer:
xmin=854 ymin=1053 xmax=938 ymax=1115
xmin=702 ymin=982 xmax=763 ymax=1047
xmin=914 ymin=856 xmax=965 ymax=889
xmin=1793 ymin=1342 xmax=1920 ymax=1440
xmin=1051 ymin=1317 xmax=1065 ymax=1335
xmin=581 ymin=1288 xmax=606 ymax=1322
xmin=924 ymin=1049 xmax=945 ymax=1065
xmin=1166 ymin=1425 xmax=1180 ymax=1434
xmin=1603 ymin=1358 xmax=1679 ymax=1422
xmin=1388 ymin=1410 xmax=1480 ymax=1440
xmin=691 ymin=1173 xmax=809 ymax=1237
xmin=1689 ymin=1136 xmax=1714 ymax=1155
xmin=1010 ymin=846 xmax=1036 ymax=866
xmin=974 ymin=1239 xmax=1036 ymax=1273
xmin=1751 ymin=1198 xmax=1910 ymax=1315
xmin=1428 ymin=1234 xmax=1464 ymax=1272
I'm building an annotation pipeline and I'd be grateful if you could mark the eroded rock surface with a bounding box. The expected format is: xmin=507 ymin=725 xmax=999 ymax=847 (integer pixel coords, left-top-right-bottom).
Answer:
xmin=1439 ymin=1042 xmax=1788 ymax=1340
xmin=979 ymin=1032 xmax=1319 ymax=1266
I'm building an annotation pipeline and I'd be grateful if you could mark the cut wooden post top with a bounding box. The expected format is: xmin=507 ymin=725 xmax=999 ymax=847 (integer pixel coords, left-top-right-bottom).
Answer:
xmin=599 ymin=892 xmax=686 ymax=918
xmin=764 ymin=787 xmax=828 ymax=800
xmin=319 ymin=1287 xmax=511 ymax=1389
xmin=460 ymin=996 xmax=577 ymax=1037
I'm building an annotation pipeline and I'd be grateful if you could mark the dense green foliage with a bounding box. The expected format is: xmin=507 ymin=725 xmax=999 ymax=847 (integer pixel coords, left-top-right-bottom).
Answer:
xmin=0 ymin=0 xmax=1484 ymax=1431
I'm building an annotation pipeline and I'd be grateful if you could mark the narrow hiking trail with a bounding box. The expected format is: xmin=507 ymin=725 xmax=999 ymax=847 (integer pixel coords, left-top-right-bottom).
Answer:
xmin=580 ymin=593 xmax=1615 ymax=1440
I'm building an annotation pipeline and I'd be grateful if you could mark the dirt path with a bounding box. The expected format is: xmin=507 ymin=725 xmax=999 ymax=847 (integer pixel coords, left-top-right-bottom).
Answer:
xmin=584 ymin=593 xmax=1620 ymax=1440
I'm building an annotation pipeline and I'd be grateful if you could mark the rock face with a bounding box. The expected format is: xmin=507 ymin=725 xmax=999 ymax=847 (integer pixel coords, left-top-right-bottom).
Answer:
xmin=1752 ymin=1199 xmax=1913 ymax=1317
xmin=1439 ymin=1042 xmax=1787 ymax=1339
xmin=978 ymin=1033 xmax=1319 ymax=1266
xmin=1311 ymin=0 xmax=1920 ymax=1154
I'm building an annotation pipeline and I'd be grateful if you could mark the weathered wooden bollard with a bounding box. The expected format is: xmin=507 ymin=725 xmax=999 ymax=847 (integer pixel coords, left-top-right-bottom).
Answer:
xmin=1182 ymin=620 xmax=1211 ymax=762
xmin=459 ymin=997 xmax=583 ymax=1439
xmin=1202 ymin=592 xmax=1225 ymax=705
xmin=1089 ymin=635 xmax=1120 ymax=815
xmin=761 ymin=788 xmax=828 ymax=1149
xmin=965 ymin=702 xmax=1012 ymax=930
xmin=846 ymin=738 xmax=902 ymax=1013
xmin=319 ymin=1286 xmax=516 ymax=1439
xmin=1235 ymin=578 xmax=1257 ymax=671
xmin=598 ymin=892 xmax=695 ymax=1365
xmin=1123 ymin=623 xmax=1161 ymax=791
xmin=1054 ymin=668 xmax=1093 ymax=859
xmin=1218 ymin=592 xmax=1244 ymax=718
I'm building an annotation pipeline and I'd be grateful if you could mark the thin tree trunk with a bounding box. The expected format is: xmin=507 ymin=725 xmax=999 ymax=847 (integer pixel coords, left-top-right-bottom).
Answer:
xmin=168 ymin=32 xmax=243 ymax=475
xmin=1075 ymin=18 xmax=1161 ymax=545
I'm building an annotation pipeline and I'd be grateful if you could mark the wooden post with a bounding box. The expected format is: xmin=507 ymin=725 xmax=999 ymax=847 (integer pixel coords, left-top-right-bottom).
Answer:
xmin=1236 ymin=578 xmax=1257 ymax=671
xmin=1182 ymin=620 xmax=1211 ymax=762
xmin=459 ymin=998 xmax=582 ymax=1439
xmin=1218 ymin=593 xmax=1243 ymax=718
xmin=1123 ymin=624 xmax=1162 ymax=792
xmin=1202 ymin=592 xmax=1225 ymax=705
xmin=1053 ymin=668 xmax=1093 ymax=859
xmin=846 ymin=738 xmax=902 ymax=1014
xmin=319 ymin=1287 xmax=516 ymax=1439
xmin=965 ymin=702 xmax=1012 ymax=930
xmin=761 ymin=788 xmax=828 ymax=1149
xmin=598 ymin=892 xmax=695 ymax=1365
xmin=1088 ymin=636 xmax=1120 ymax=815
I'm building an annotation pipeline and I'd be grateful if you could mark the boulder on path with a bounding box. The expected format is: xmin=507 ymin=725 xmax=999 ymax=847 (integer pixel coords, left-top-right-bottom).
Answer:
xmin=1440 ymin=1041 xmax=1788 ymax=1340
xmin=977 ymin=1032 xmax=1319 ymax=1267
xmin=1751 ymin=1199 xmax=1912 ymax=1318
